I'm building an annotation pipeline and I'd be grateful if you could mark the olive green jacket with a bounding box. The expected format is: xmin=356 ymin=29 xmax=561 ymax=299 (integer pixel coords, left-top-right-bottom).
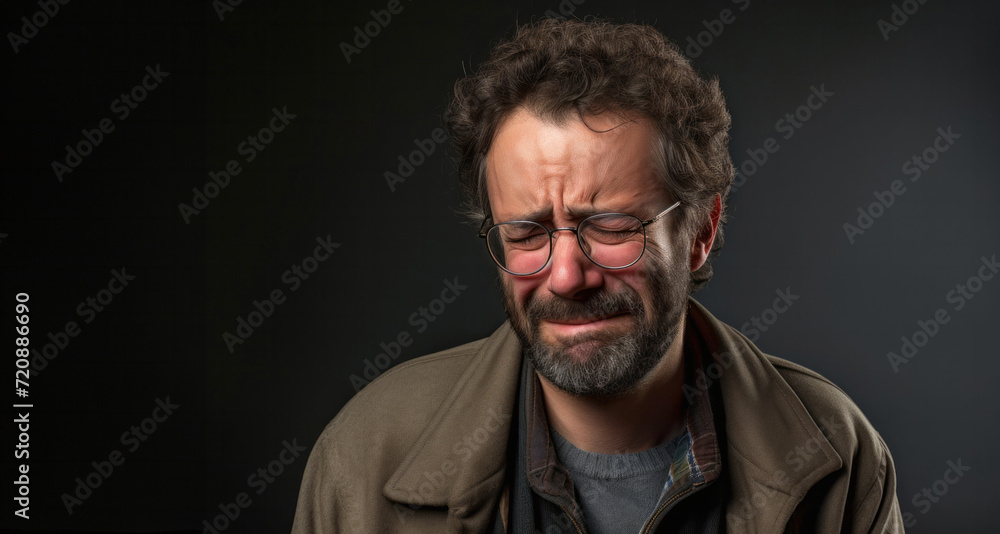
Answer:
xmin=291 ymin=299 xmax=903 ymax=533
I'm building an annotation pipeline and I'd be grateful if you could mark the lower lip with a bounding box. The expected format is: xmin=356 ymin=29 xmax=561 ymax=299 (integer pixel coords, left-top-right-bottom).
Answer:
xmin=542 ymin=314 xmax=630 ymax=337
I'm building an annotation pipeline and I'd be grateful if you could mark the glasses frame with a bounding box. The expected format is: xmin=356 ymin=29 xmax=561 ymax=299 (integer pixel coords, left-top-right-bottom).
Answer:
xmin=478 ymin=200 xmax=682 ymax=276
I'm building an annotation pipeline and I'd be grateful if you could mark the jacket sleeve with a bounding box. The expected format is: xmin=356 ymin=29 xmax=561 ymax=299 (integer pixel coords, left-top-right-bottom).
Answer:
xmin=290 ymin=433 xmax=339 ymax=533
xmin=854 ymin=434 xmax=905 ymax=534
xmin=291 ymin=427 xmax=369 ymax=534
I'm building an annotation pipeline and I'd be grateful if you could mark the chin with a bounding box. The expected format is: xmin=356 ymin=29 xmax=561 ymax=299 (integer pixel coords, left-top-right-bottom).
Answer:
xmin=551 ymin=338 xmax=610 ymax=363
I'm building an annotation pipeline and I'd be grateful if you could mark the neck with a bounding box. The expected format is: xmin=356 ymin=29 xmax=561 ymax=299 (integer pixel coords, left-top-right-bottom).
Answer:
xmin=537 ymin=315 xmax=687 ymax=454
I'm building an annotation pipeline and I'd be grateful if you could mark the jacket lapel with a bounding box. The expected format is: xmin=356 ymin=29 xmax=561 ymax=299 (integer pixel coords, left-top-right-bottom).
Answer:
xmin=688 ymin=300 xmax=843 ymax=530
xmin=383 ymin=321 xmax=523 ymax=530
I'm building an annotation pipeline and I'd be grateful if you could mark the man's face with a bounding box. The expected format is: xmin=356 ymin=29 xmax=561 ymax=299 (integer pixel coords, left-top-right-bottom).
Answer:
xmin=485 ymin=108 xmax=693 ymax=397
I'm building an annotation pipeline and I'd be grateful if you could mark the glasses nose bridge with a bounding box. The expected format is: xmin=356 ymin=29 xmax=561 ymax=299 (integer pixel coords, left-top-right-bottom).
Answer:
xmin=548 ymin=225 xmax=582 ymax=247
xmin=548 ymin=226 xmax=580 ymax=237
xmin=547 ymin=225 xmax=588 ymax=260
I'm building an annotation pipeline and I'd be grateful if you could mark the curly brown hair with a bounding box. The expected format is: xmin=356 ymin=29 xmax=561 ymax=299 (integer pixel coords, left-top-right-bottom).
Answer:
xmin=444 ymin=18 xmax=734 ymax=291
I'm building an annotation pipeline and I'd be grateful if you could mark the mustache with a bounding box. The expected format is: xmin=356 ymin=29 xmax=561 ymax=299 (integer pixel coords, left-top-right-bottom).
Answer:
xmin=524 ymin=288 xmax=645 ymax=323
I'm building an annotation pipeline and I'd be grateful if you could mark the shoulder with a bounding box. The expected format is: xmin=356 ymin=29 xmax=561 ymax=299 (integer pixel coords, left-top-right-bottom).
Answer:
xmin=765 ymin=354 xmax=887 ymax=458
xmin=291 ymin=337 xmax=492 ymax=532
xmin=764 ymin=354 xmax=901 ymax=529
xmin=316 ymin=336 xmax=488 ymax=460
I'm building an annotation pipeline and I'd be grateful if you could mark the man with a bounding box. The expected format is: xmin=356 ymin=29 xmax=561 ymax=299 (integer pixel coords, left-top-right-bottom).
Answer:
xmin=292 ymin=18 xmax=903 ymax=533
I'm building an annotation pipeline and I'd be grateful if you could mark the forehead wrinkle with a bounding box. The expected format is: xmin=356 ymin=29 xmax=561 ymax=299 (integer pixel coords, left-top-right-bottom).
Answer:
xmin=486 ymin=107 xmax=667 ymax=224
xmin=560 ymin=156 xmax=657 ymax=216
xmin=561 ymin=180 xmax=655 ymax=219
xmin=486 ymin=111 xmax=562 ymax=208
xmin=487 ymin=167 xmax=546 ymax=221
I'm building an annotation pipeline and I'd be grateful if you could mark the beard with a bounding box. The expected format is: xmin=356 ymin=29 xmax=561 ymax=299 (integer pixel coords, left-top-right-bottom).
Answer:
xmin=500 ymin=246 xmax=692 ymax=397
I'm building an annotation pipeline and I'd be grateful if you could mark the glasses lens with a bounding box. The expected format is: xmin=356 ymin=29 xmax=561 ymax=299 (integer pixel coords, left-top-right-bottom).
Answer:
xmin=487 ymin=221 xmax=550 ymax=275
xmin=579 ymin=214 xmax=645 ymax=268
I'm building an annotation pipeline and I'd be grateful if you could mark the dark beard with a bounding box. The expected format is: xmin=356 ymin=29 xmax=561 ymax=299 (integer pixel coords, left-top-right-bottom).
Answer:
xmin=500 ymin=249 xmax=691 ymax=397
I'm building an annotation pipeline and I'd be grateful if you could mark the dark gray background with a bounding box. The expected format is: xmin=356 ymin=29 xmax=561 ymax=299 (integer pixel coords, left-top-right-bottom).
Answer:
xmin=1 ymin=0 xmax=996 ymax=532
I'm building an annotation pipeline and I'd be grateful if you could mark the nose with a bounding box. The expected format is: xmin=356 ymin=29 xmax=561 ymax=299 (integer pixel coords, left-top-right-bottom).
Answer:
xmin=545 ymin=229 xmax=604 ymax=299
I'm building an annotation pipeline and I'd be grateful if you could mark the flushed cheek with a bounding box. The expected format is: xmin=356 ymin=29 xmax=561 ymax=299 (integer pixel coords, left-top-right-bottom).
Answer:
xmin=507 ymin=276 xmax=544 ymax=307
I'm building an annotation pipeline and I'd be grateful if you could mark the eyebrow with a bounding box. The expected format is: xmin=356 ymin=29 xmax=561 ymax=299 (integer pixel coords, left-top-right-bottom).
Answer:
xmin=503 ymin=205 xmax=625 ymax=223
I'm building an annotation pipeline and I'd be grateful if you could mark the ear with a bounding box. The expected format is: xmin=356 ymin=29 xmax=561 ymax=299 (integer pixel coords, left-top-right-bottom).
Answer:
xmin=690 ymin=194 xmax=722 ymax=272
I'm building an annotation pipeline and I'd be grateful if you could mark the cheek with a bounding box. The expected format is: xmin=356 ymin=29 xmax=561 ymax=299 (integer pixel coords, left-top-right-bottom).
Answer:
xmin=606 ymin=269 xmax=651 ymax=303
xmin=644 ymin=236 xmax=684 ymax=265
xmin=609 ymin=267 xmax=659 ymax=316
xmin=508 ymin=276 xmax=545 ymax=306
xmin=503 ymin=274 xmax=541 ymax=306
xmin=608 ymin=262 xmax=645 ymax=286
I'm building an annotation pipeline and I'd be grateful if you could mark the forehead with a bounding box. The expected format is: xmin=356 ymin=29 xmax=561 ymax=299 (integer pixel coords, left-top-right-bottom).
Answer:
xmin=484 ymin=107 xmax=666 ymax=221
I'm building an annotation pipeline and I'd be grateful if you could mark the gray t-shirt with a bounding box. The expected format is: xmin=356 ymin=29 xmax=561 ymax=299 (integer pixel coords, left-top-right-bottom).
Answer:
xmin=550 ymin=427 xmax=690 ymax=534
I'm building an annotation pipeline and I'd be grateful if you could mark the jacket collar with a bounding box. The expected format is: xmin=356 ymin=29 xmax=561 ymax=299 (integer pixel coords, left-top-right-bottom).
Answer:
xmin=687 ymin=299 xmax=843 ymax=528
xmin=382 ymin=321 xmax=522 ymax=524
xmin=383 ymin=299 xmax=843 ymax=529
